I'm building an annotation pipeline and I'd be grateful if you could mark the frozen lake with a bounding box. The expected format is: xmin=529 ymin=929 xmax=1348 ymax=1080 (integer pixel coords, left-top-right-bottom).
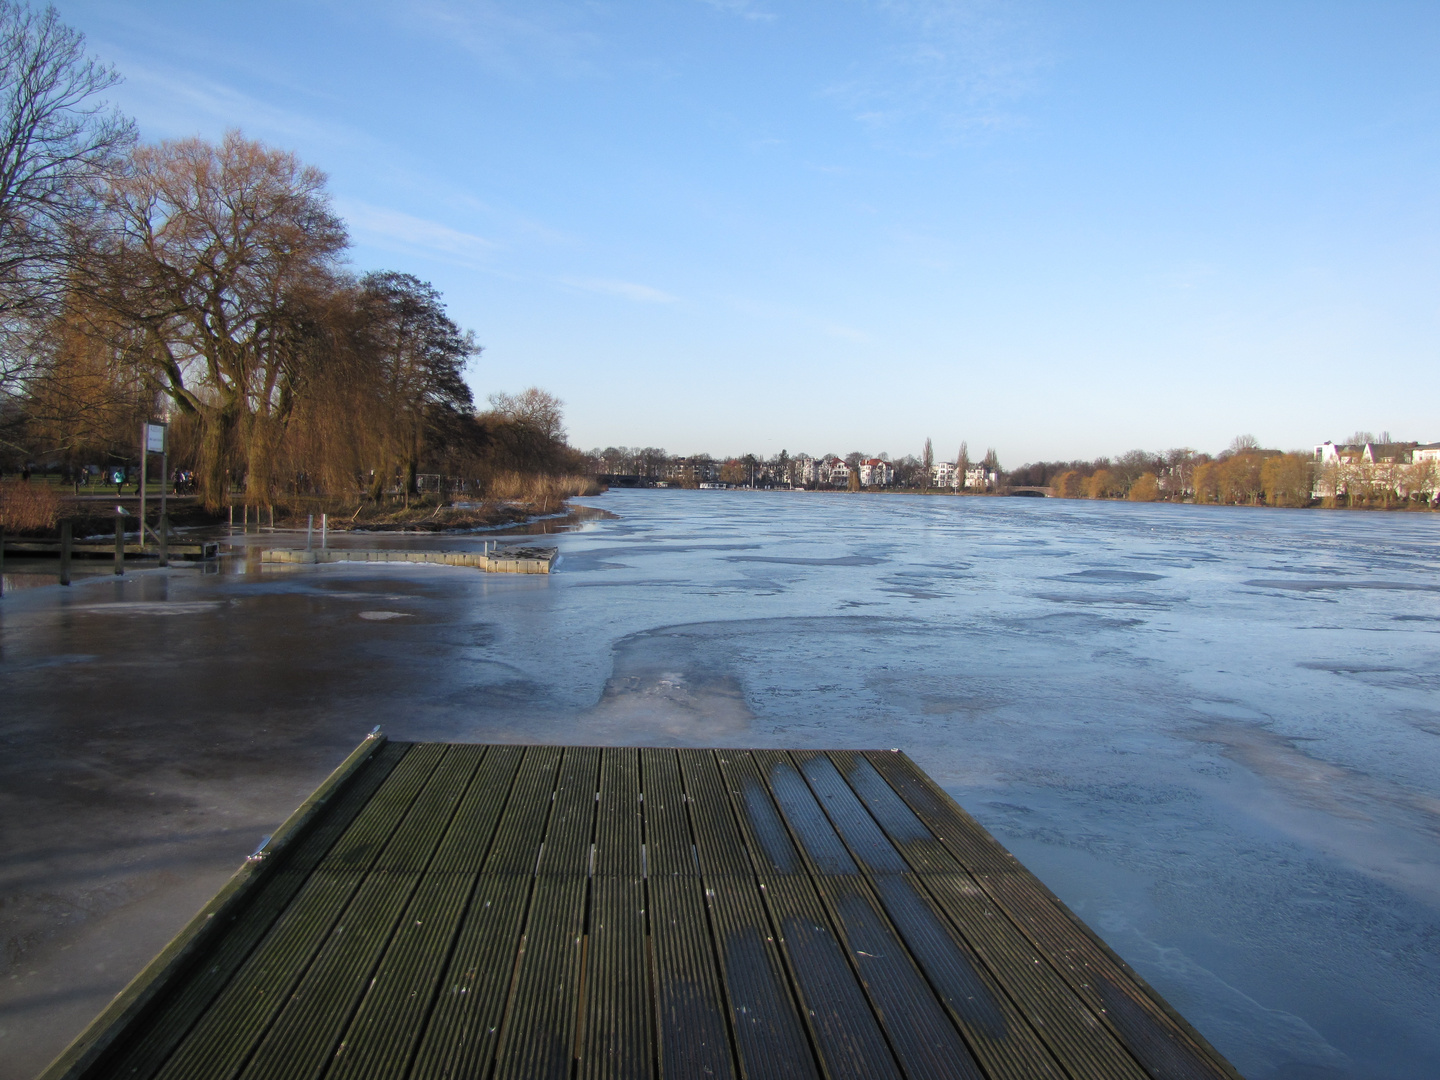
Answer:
xmin=2 ymin=490 xmax=1437 ymax=1079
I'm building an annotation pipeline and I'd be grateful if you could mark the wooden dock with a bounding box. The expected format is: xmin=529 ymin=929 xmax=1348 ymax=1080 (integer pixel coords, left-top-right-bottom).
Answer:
xmin=1 ymin=538 xmax=219 ymax=560
xmin=41 ymin=738 xmax=1241 ymax=1080
xmin=260 ymin=546 xmax=557 ymax=573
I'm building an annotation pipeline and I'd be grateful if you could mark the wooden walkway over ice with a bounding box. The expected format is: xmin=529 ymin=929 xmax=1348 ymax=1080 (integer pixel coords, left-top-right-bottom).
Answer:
xmin=43 ymin=738 xmax=1240 ymax=1080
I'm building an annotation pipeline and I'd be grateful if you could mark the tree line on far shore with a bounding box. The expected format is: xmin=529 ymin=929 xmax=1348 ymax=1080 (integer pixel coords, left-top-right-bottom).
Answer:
xmin=589 ymin=433 xmax=1438 ymax=510
xmin=1009 ymin=435 xmax=1439 ymax=509
xmin=0 ymin=4 xmax=585 ymax=512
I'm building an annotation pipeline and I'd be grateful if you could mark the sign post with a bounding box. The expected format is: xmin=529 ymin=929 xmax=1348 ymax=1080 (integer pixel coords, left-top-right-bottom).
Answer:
xmin=142 ymin=423 xmax=167 ymax=563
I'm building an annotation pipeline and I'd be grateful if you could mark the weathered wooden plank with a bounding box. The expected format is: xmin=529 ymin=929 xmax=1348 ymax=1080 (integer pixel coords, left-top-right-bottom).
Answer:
xmin=859 ymin=751 xmax=1021 ymax=873
xmin=640 ymin=750 xmax=738 ymax=1078
xmin=751 ymin=751 xmax=984 ymax=1080
xmin=150 ymin=872 xmax=368 ymax=1080
xmin=678 ymin=751 xmax=819 ymax=1079
xmin=596 ymin=748 xmax=643 ymax=877
xmin=919 ymin=874 xmax=1149 ymax=1080
xmin=328 ymin=746 xmax=526 ymax=1080
xmin=711 ymin=750 xmax=804 ymax=879
xmin=493 ymin=746 xmax=600 ymax=1080
xmin=822 ymin=752 xmax=956 ymax=874
xmin=639 ymin=748 xmax=697 ymax=877
xmin=748 ymin=752 xmax=857 ymax=878
xmin=981 ymin=875 xmax=1236 ymax=1080
xmin=865 ymin=751 xmax=1239 ymax=1080
xmin=647 ymin=875 xmax=737 ymax=1080
xmin=407 ymin=874 xmax=533 ymax=1080
xmin=428 ymin=743 xmax=527 ymax=873
xmin=761 ymin=874 xmax=904 ymax=1080
xmin=280 ymin=740 xmax=415 ymax=875
xmin=581 ymin=750 xmax=652 ymax=1077
xmin=536 ymin=746 xmax=601 ymax=876
xmin=720 ymin=752 xmax=903 ymax=1080
xmin=790 ymin=752 xmax=909 ymax=875
xmin=370 ymin=745 xmax=487 ymax=871
xmin=325 ymin=871 xmax=476 ymax=1080
xmin=795 ymin=752 xmax=1070 ymax=1080
xmin=677 ymin=750 xmax=755 ymax=879
xmin=493 ymin=876 xmax=589 ymax=1080
xmin=832 ymin=751 xmax=1152 ymax=1080
xmin=319 ymin=743 xmax=449 ymax=871
xmin=483 ymin=746 xmax=564 ymax=876
xmin=703 ymin=877 xmax=821 ymax=1080
xmin=580 ymin=876 xmax=653 ymax=1080
xmin=239 ymin=747 xmax=489 ymax=1080
xmin=237 ymin=871 xmax=422 ymax=1080
xmin=53 ymin=743 xmax=1240 ymax=1080
xmin=812 ymin=873 xmax=986 ymax=1080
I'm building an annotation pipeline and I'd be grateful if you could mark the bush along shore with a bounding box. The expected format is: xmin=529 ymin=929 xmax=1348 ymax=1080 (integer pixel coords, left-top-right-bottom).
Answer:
xmin=0 ymin=474 xmax=606 ymax=541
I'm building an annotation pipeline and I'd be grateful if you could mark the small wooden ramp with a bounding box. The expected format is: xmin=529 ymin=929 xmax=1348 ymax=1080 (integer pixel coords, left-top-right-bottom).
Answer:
xmin=41 ymin=738 xmax=1242 ymax=1080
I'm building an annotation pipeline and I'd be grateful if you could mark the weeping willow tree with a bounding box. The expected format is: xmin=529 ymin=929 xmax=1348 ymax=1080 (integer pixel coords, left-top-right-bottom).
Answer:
xmin=275 ymin=272 xmax=482 ymax=501
xmin=18 ymin=291 xmax=155 ymax=463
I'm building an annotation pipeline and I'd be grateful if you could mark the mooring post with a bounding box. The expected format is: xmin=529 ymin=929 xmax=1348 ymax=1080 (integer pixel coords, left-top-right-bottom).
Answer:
xmin=0 ymin=527 xmax=5 ymax=597
xmin=321 ymin=513 xmax=327 ymax=549
xmin=114 ymin=513 xmax=125 ymax=576
xmin=243 ymin=504 xmax=248 ymax=532
xmin=228 ymin=503 xmax=234 ymax=532
xmin=307 ymin=514 xmax=314 ymax=550
xmin=60 ymin=520 xmax=72 ymax=586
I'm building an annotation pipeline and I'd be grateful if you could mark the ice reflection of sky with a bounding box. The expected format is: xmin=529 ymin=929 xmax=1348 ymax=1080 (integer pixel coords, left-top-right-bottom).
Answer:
xmin=2 ymin=490 xmax=1437 ymax=1080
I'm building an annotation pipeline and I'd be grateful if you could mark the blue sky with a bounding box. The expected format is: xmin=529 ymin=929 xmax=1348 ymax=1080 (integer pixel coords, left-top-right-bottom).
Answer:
xmin=59 ymin=1 xmax=1440 ymax=464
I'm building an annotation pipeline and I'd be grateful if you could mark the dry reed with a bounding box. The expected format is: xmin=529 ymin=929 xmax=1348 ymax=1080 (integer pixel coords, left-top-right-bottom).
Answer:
xmin=484 ymin=472 xmax=601 ymax=501
xmin=0 ymin=480 xmax=61 ymax=533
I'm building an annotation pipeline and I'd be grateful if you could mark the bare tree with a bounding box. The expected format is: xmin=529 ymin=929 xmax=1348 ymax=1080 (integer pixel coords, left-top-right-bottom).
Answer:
xmin=488 ymin=386 xmax=565 ymax=442
xmin=1225 ymin=434 xmax=1260 ymax=457
xmin=0 ymin=1 xmax=132 ymax=392
xmin=80 ymin=131 xmax=347 ymax=507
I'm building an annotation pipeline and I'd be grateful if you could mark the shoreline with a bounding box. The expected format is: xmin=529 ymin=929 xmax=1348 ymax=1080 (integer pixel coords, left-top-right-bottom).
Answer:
xmin=595 ymin=485 xmax=1440 ymax=513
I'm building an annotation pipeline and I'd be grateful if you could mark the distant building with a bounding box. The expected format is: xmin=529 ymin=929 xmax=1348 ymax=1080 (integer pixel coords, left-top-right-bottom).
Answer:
xmin=794 ymin=454 xmax=818 ymax=484
xmin=930 ymin=461 xmax=958 ymax=488
xmin=663 ymin=455 xmax=719 ymax=484
xmin=965 ymin=464 xmax=999 ymax=491
xmin=859 ymin=459 xmax=893 ymax=486
xmin=1410 ymin=442 xmax=1440 ymax=464
xmin=819 ymin=457 xmax=849 ymax=486
xmin=1314 ymin=440 xmax=1416 ymax=465
xmin=1313 ymin=439 xmax=1439 ymax=503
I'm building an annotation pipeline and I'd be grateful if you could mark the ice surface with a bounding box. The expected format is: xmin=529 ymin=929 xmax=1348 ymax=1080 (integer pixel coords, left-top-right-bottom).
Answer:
xmin=1 ymin=491 xmax=1437 ymax=1079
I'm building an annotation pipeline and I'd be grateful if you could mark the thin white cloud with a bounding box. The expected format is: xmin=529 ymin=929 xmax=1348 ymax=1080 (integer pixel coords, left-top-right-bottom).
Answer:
xmin=562 ymin=277 xmax=679 ymax=303
xmin=699 ymin=0 xmax=777 ymax=22
xmin=405 ymin=1 xmax=606 ymax=80
xmin=110 ymin=54 xmax=372 ymax=150
xmin=825 ymin=0 xmax=1051 ymax=141
xmin=339 ymin=200 xmax=498 ymax=265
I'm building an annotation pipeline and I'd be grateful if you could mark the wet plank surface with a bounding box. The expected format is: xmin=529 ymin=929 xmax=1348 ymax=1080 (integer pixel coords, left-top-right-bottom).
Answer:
xmin=46 ymin=741 xmax=1242 ymax=1080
